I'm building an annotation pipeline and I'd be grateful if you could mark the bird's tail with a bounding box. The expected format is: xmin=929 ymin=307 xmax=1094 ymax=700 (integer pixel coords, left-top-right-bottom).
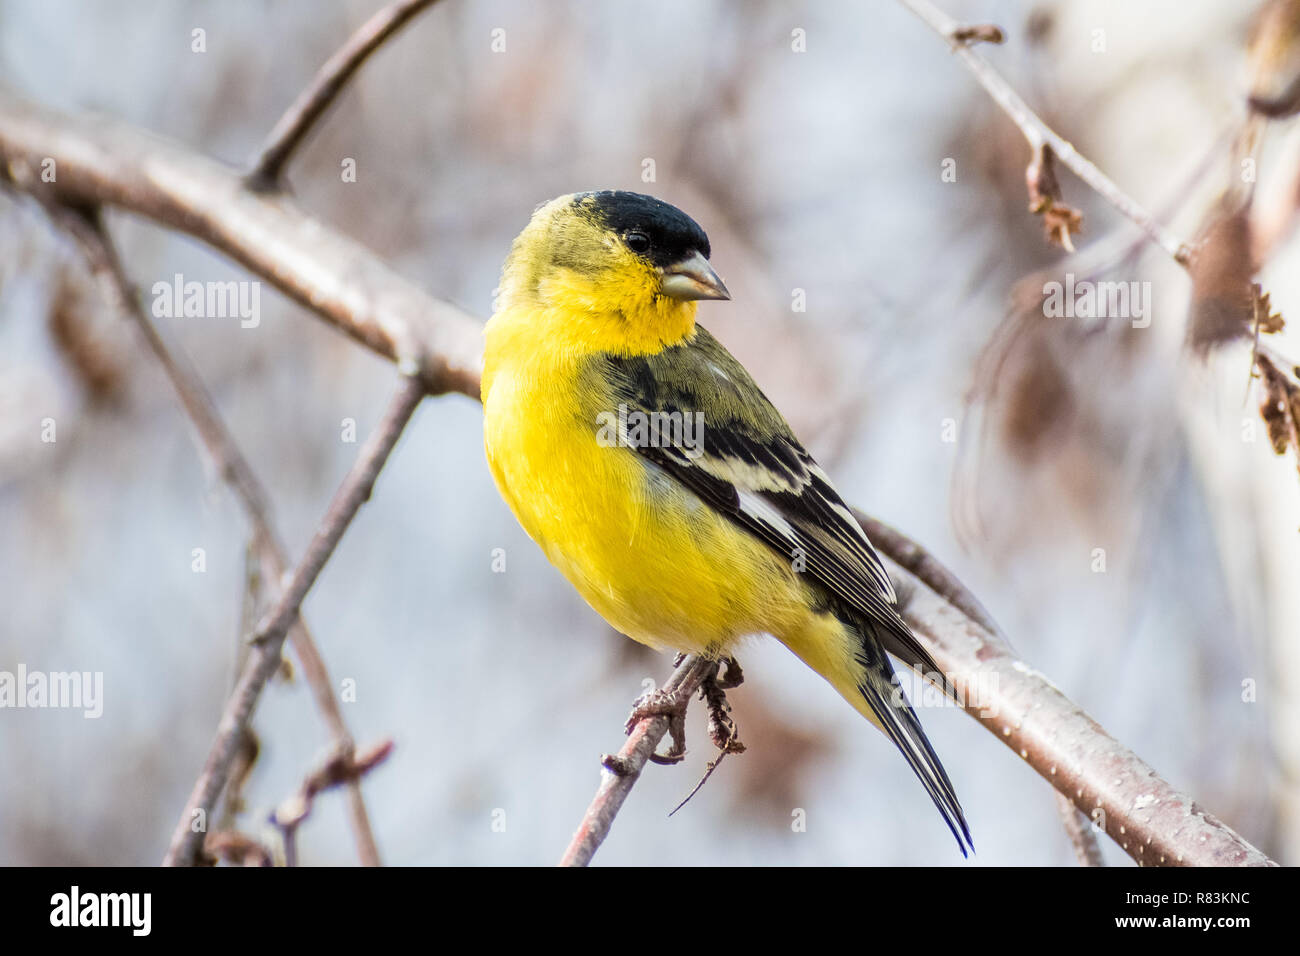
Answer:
xmin=782 ymin=610 xmax=973 ymax=856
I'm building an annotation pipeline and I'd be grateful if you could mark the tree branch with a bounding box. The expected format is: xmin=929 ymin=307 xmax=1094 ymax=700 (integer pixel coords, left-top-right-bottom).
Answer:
xmin=42 ymin=202 xmax=384 ymax=866
xmin=897 ymin=0 xmax=1193 ymax=265
xmin=558 ymin=655 xmax=717 ymax=867
xmin=271 ymin=739 xmax=394 ymax=867
xmin=853 ymin=509 xmax=1005 ymax=639
xmin=161 ymin=376 xmax=425 ymax=866
xmin=1056 ymin=791 xmax=1106 ymax=867
xmin=0 ymin=95 xmax=483 ymax=397
xmin=246 ymin=0 xmax=443 ymax=190
xmin=875 ymin=527 xmax=1274 ymax=867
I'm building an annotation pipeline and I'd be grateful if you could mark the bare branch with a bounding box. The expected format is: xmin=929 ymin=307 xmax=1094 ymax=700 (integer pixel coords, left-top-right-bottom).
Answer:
xmin=897 ymin=0 xmax=1192 ymax=265
xmin=1055 ymin=792 xmax=1106 ymax=867
xmin=42 ymin=204 xmax=384 ymax=867
xmin=247 ymin=0 xmax=443 ymax=190
xmin=878 ymin=538 xmax=1274 ymax=867
xmin=861 ymin=510 xmax=1105 ymax=863
xmin=558 ymin=655 xmax=717 ymax=867
xmin=852 ymin=509 xmax=1005 ymax=639
xmin=272 ymin=739 xmax=394 ymax=867
xmin=162 ymin=376 xmax=425 ymax=866
xmin=859 ymin=513 xmax=1271 ymax=865
xmin=0 ymin=95 xmax=483 ymax=397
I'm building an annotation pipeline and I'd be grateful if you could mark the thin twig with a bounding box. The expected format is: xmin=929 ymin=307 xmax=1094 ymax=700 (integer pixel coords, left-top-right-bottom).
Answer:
xmin=272 ymin=739 xmax=394 ymax=866
xmin=1055 ymin=791 xmax=1106 ymax=866
xmin=247 ymin=0 xmax=442 ymax=190
xmin=667 ymin=753 xmax=732 ymax=818
xmin=44 ymin=204 xmax=384 ymax=868
xmin=897 ymin=0 xmax=1193 ymax=265
xmin=558 ymin=656 xmax=716 ymax=867
xmin=162 ymin=376 xmax=425 ymax=866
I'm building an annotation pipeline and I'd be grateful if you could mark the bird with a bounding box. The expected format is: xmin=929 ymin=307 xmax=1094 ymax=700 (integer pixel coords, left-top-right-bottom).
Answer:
xmin=481 ymin=190 xmax=971 ymax=856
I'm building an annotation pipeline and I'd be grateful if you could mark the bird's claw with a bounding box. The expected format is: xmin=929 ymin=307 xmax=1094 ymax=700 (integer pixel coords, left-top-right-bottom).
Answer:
xmin=626 ymin=688 xmax=689 ymax=764
xmin=713 ymin=656 xmax=745 ymax=690
xmin=623 ymin=656 xmax=746 ymax=768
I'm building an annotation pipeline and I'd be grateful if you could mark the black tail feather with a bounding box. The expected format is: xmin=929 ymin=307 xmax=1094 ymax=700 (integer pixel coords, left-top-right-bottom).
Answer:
xmin=858 ymin=673 xmax=973 ymax=856
xmin=846 ymin=614 xmax=973 ymax=857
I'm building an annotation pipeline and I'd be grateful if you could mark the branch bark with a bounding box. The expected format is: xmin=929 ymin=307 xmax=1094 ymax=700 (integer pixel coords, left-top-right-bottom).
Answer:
xmin=874 ymin=524 xmax=1274 ymax=866
xmin=0 ymin=95 xmax=483 ymax=397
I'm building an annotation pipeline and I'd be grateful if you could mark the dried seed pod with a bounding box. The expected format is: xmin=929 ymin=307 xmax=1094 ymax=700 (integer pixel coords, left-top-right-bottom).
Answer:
xmin=1187 ymin=205 xmax=1257 ymax=351
xmin=1026 ymin=144 xmax=1083 ymax=252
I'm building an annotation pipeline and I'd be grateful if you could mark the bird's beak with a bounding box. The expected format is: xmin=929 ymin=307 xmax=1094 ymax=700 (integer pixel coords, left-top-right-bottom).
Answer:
xmin=658 ymin=250 xmax=730 ymax=301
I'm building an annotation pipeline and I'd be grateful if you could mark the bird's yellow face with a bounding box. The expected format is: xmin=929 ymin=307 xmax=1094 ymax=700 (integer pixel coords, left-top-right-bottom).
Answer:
xmin=493 ymin=191 xmax=729 ymax=357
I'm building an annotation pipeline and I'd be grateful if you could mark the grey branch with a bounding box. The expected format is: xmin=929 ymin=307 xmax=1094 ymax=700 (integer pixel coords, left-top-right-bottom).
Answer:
xmin=0 ymin=95 xmax=483 ymax=397
xmin=869 ymin=517 xmax=1273 ymax=867
xmin=558 ymin=656 xmax=717 ymax=867
xmin=161 ymin=377 xmax=425 ymax=866
xmin=43 ymin=204 xmax=383 ymax=867
xmin=247 ymin=0 xmax=443 ymax=190
xmin=897 ymin=0 xmax=1193 ymax=265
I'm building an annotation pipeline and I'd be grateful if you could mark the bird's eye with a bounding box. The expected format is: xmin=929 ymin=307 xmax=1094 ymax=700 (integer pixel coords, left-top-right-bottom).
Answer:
xmin=625 ymin=231 xmax=651 ymax=254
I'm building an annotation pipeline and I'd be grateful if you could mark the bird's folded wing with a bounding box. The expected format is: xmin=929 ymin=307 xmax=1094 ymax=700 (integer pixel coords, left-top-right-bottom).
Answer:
xmin=593 ymin=326 xmax=938 ymax=672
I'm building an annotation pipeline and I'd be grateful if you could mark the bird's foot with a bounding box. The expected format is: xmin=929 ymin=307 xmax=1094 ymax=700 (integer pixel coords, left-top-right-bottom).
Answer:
xmin=712 ymin=655 xmax=745 ymax=691
xmin=701 ymin=657 xmax=746 ymax=756
xmin=624 ymin=655 xmax=745 ymax=768
xmin=665 ymin=656 xmax=748 ymax=816
xmin=625 ymin=687 xmax=689 ymax=765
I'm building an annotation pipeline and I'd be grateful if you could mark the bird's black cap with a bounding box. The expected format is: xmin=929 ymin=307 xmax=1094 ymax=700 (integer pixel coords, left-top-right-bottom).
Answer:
xmin=579 ymin=190 xmax=711 ymax=267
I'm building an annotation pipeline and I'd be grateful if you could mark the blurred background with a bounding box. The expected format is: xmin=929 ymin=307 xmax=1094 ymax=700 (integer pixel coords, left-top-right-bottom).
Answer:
xmin=1 ymin=0 xmax=1297 ymax=865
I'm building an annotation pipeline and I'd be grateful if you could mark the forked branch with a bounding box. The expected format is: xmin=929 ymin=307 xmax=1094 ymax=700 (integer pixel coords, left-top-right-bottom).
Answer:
xmin=162 ymin=377 xmax=425 ymax=866
xmin=44 ymin=203 xmax=383 ymax=867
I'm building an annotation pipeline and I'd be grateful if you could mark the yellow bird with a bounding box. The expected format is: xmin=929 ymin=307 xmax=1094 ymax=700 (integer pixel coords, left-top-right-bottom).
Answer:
xmin=482 ymin=190 xmax=971 ymax=855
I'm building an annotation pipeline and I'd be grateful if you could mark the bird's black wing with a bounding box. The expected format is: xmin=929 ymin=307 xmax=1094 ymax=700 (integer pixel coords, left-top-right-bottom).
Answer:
xmin=590 ymin=326 xmax=937 ymax=673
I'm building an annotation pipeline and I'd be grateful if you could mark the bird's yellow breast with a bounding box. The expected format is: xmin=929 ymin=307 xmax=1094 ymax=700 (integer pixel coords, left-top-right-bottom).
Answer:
xmin=482 ymin=312 xmax=810 ymax=654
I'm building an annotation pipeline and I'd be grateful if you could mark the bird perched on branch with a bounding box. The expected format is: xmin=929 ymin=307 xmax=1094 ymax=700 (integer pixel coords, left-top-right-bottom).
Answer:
xmin=482 ymin=190 xmax=971 ymax=856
